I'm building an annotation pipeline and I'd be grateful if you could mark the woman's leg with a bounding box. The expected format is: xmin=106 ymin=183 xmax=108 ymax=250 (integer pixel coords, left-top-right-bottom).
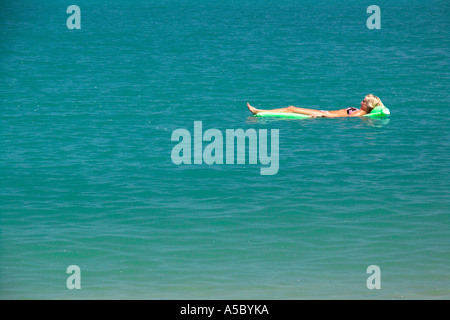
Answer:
xmin=247 ymin=103 xmax=324 ymax=116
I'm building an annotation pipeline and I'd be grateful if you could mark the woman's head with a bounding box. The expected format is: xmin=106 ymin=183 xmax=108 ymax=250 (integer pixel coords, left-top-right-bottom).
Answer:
xmin=361 ymin=94 xmax=384 ymax=113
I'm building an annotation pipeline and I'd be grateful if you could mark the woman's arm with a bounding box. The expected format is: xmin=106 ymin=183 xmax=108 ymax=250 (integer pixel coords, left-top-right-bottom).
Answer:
xmin=321 ymin=111 xmax=342 ymax=118
xmin=322 ymin=109 xmax=366 ymax=118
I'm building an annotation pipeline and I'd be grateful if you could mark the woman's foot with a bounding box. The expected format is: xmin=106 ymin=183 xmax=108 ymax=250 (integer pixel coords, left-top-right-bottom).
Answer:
xmin=247 ymin=102 xmax=260 ymax=114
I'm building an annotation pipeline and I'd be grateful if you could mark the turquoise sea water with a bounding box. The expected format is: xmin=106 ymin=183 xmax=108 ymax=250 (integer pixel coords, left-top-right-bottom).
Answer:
xmin=1 ymin=0 xmax=449 ymax=299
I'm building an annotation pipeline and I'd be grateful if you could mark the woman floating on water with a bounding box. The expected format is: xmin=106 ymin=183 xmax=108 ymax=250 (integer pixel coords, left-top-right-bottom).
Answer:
xmin=247 ymin=94 xmax=385 ymax=118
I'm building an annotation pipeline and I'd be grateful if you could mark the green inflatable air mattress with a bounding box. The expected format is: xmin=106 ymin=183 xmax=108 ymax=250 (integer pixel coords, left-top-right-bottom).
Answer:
xmin=254 ymin=106 xmax=390 ymax=119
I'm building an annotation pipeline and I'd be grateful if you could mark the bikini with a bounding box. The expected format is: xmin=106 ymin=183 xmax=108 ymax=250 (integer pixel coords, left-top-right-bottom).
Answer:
xmin=346 ymin=107 xmax=359 ymax=115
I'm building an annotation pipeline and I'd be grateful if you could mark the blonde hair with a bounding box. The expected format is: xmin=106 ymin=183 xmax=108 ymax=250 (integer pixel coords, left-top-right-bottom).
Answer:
xmin=364 ymin=94 xmax=384 ymax=112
